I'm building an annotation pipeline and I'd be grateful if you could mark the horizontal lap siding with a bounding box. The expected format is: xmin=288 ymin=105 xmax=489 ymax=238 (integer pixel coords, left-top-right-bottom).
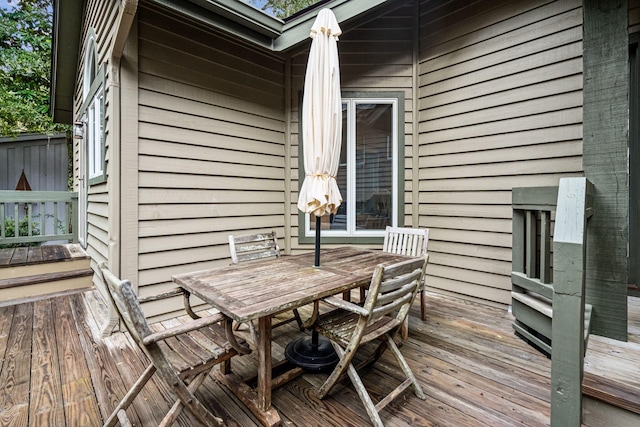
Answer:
xmin=137 ymin=5 xmax=286 ymax=300
xmin=75 ymin=0 xmax=118 ymax=265
xmin=288 ymin=1 xmax=416 ymax=252
xmin=418 ymin=0 xmax=583 ymax=306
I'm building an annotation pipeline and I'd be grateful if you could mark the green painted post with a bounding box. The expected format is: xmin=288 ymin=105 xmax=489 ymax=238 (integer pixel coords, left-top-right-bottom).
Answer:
xmin=550 ymin=177 xmax=592 ymax=427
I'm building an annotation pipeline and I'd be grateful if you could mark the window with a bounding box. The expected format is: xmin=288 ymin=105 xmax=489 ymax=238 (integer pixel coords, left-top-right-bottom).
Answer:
xmin=86 ymin=88 xmax=104 ymax=180
xmin=80 ymin=31 xmax=106 ymax=185
xmin=299 ymin=92 xmax=405 ymax=243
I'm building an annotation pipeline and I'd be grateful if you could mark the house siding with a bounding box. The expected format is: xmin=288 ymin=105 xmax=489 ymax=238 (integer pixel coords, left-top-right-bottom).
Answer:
xmin=135 ymin=4 xmax=286 ymax=310
xmin=73 ymin=0 xmax=119 ymax=272
xmin=65 ymin=0 xmax=633 ymax=325
xmin=417 ymin=0 xmax=584 ymax=306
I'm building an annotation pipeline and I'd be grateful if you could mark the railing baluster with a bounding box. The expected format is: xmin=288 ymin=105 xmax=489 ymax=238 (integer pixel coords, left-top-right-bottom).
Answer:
xmin=13 ymin=203 xmax=19 ymax=238
xmin=0 ymin=202 xmax=4 ymax=238
xmin=525 ymin=210 xmax=536 ymax=278
xmin=53 ymin=201 xmax=59 ymax=236
xmin=540 ymin=210 xmax=551 ymax=284
xmin=27 ymin=203 xmax=33 ymax=236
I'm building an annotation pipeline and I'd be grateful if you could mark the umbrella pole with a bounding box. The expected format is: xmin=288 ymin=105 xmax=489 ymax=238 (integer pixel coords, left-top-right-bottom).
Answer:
xmin=314 ymin=215 xmax=321 ymax=267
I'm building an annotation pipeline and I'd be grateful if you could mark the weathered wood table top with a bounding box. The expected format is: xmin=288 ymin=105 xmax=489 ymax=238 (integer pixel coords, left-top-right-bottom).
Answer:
xmin=172 ymin=246 xmax=410 ymax=323
xmin=171 ymin=246 xmax=413 ymax=427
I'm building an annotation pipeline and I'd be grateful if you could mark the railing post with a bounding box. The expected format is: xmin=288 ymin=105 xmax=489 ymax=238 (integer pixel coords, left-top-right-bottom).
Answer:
xmin=550 ymin=177 xmax=593 ymax=427
xmin=71 ymin=192 xmax=78 ymax=243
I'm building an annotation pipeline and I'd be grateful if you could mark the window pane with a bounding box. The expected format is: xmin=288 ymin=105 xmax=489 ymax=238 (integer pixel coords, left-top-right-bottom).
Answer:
xmin=88 ymin=90 xmax=103 ymax=179
xmin=355 ymin=103 xmax=392 ymax=230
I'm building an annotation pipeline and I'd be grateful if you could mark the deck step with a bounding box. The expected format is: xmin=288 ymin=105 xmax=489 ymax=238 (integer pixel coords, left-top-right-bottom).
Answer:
xmin=0 ymin=267 xmax=94 ymax=304
xmin=0 ymin=243 xmax=90 ymax=279
xmin=583 ymin=372 xmax=640 ymax=416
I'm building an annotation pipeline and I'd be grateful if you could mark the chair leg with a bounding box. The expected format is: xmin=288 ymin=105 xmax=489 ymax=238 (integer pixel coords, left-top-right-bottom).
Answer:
xmin=103 ymin=364 xmax=156 ymax=427
xmin=401 ymin=317 xmax=409 ymax=340
xmin=345 ymin=357 xmax=385 ymax=427
xmin=420 ymin=289 xmax=427 ymax=321
xmin=386 ymin=334 xmax=426 ymax=400
xmin=159 ymin=370 xmax=224 ymax=427
xmin=317 ymin=342 xmax=357 ymax=399
xmin=232 ymin=320 xmax=259 ymax=346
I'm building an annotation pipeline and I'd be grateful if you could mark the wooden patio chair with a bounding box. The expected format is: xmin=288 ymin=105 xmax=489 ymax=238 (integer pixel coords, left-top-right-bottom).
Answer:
xmin=383 ymin=225 xmax=429 ymax=339
xmin=313 ymin=255 xmax=429 ymax=427
xmin=98 ymin=262 xmax=248 ymax=427
xmin=228 ymin=230 xmax=304 ymax=342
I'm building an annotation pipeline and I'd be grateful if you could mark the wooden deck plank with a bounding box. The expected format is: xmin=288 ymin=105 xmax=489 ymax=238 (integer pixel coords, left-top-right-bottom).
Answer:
xmin=28 ymin=298 xmax=64 ymax=427
xmin=0 ymin=248 xmax=12 ymax=267
xmin=52 ymin=295 xmax=102 ymax=427
xmin=9 ymin=247 xmax=28 ymax=266
xmin=79 ymin=291 xmax=199 ymax=427
xmin=0 ymin=305 xmax=16 ymax=364
xmin=40 ymin=246 xmax=65 ymax=263
xmin=0 ymin=303 xmax=33 ymax=426
xmin=26 ymin=247 xmax=43 ymax=264
xmin=0 ymin=289 xmax=637 ymax=426
xmin=67 ymin=293 xmax=145 ymax=426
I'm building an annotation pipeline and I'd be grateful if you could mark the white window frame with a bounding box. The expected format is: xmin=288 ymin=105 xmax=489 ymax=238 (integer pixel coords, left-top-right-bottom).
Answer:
xmin=299 ymin=92 xmax=405 ymax=243
xmin=79 ymin=30 xmax=106 ymax=186
xmin=86 ymin=88 xmax=104 ymax=180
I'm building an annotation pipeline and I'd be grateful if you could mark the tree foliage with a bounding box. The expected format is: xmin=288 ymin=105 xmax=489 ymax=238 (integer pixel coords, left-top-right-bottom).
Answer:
xmin=0 ymin=0 xmax=66 ymax=136
xmin=247 ymin=0 xmax=320 ymax=19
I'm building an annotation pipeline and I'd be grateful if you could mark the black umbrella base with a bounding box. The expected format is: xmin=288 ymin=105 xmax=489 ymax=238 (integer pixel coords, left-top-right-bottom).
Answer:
xmin=285 ymin=334 xmax=339 ymax=372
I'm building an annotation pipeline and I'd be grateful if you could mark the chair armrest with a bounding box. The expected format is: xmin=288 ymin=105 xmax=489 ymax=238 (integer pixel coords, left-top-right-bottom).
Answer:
xmin=323 ymin=296 xmax=369 ymax=316
xmin=143 ymin=312 xmax=226 ymax=345
xmin=137 ymin=287 xmax=185 ymax=304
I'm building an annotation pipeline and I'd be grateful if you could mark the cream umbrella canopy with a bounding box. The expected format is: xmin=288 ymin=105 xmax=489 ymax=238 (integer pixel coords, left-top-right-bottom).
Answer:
xmin=297 ymin=8 xmax=343 ymax=267
xmin=285 ymin=8 xmax=343 ymax=372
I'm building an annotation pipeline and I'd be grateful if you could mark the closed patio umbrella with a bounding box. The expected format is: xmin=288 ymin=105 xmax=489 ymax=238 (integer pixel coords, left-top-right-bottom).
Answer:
xmin=297 ymin=8 xmax=343 ymax=267
xmin=286 ymin=8 xmax=343 ymax=371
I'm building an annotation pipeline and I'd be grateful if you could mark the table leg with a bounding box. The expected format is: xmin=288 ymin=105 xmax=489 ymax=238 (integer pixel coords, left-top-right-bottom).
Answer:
xmin=213 ymin=315 xmax=282 ymax=427
xmin=257 ymin=316 xmax=272 ymax=412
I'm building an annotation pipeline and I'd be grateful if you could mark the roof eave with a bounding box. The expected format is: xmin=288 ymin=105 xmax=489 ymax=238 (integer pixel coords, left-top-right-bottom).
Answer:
xmin=274 ymin=0 xmax=392 ymax=52
xmin=154 ymin=0 xmax=393 ymax=52
xmin=50 ymin=0 xmax=394 ymax=122
xmin=50 ymin=0 xmax=84 ymax=124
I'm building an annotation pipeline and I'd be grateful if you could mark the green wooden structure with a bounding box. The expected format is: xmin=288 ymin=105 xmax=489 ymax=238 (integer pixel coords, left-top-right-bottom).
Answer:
xmin=0 ymin=190 xmax=78 ymax=245
xmin=512 ymin=178 xmax=594 ymax=426
xmin=550 ymin=177 xmax=594 ymax=427
xmin=511 ymin=184 xmax=593 ymax=357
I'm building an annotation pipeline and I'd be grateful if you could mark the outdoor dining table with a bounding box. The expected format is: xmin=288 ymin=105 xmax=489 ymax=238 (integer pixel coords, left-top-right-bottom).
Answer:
xmin=171 ymin=246 xmax=413 ymax=427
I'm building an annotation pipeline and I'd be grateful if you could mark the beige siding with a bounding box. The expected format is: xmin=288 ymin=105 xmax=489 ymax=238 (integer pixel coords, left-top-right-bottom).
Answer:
xmin=72 ymin=0 xmax=119 ymax=272
xmin=135 ymin=4 xmax=286 ymax=304
xmin=418 ymin=0 xmax=584 ymax=306
xmin=288 ymin=0 xmax=416 ymax=252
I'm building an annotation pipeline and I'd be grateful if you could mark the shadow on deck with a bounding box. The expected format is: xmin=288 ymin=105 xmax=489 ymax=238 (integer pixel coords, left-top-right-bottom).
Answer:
xmin=0 ymin=289 xmax=637 ymax=426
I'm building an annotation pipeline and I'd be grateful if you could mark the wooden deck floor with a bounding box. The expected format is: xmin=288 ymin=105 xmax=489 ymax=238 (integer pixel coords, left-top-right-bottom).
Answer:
xmin=0 ymin=289 xmax=637 ymax=426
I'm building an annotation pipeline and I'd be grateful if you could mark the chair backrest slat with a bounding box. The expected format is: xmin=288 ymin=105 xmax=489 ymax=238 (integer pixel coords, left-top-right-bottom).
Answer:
xmin=383 ymin=226 xmax=429 ymax=257
xmin=228 ymin=231 xmax=280 ymax=264
xmin=99 ymin=262 xmax=152 ymax=345
xmin=363 ymin=255 xmax=428 ymax=325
